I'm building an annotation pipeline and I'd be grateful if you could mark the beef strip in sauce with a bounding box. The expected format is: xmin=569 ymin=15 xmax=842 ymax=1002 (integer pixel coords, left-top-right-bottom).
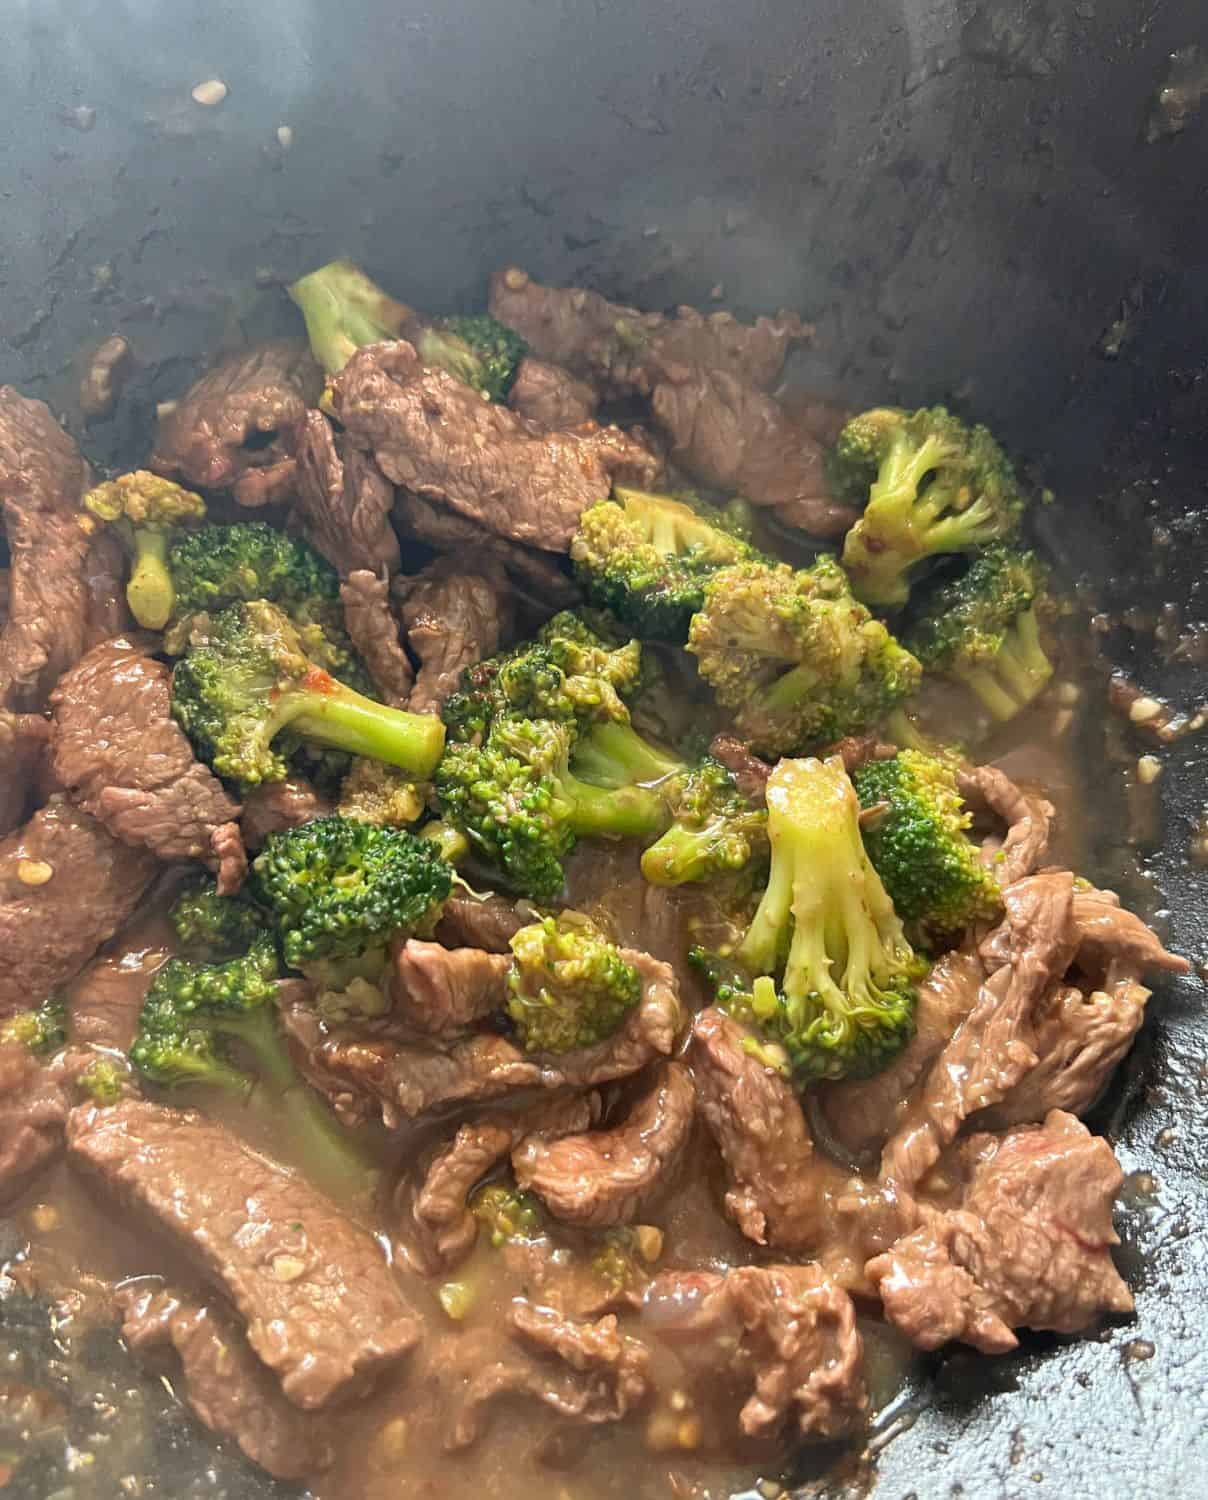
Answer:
xmin=339 ymin=570 xmax=414 ymax=706
xmin=293 ymin=409 xmax=401 ymax=575
xmin=397 ymin=553 xmax=512 ymax=714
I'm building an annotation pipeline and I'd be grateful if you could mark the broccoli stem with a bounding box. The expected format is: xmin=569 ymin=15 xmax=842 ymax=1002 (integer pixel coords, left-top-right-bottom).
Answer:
xmin=956 ymin=610 xmax=1053 ymax=721
xmin=127 ymin=528 xmax=175 ymax=631
xmin=562 ymin=769 xmax=666 ymax=839
xmin=570 ymin=720 xmax=684 ymax=788
xmin=288 ymin=260 xmax=415 ymax=375
xmin=287 ymin=681 xmax=446 ymax=777
xmin=640 ymin=824 xmax=719 ymax=885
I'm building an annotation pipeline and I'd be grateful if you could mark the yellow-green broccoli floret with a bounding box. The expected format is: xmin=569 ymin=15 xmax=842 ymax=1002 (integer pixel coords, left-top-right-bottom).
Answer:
xmin=507 ymin=912 xmax=641 ymax=1054
xmin=84 ymin=471 xmax=207 ymax=630
xmin=1 ymin=996 xmax=67 ymax=1055
xmin=416 ymin=313 xmax=529 ymax=402
xmin=470 ymin=1182 xmax=544 ymax=1246
xmin=337 ymin=758 xmax=427 ymax=828
xmin=640 ymin=758 xmax=768 ymax=886
xmin=169 ymin=876 xmax=266 ymax=960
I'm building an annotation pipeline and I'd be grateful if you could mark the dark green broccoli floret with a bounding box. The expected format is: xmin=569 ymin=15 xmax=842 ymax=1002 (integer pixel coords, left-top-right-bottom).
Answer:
xmin=470 ymin=1183 xmax=544 ymax=1246
xmin=170 ymin=877 xmax=265 ymax=960
xmin=168 ymin=521 xmax=334 ymax=624
xmin=251 ymin=815 xmax=452 ymax=972
xmin=435 ymin=716 xmax=667 ymax=903
xmin=130 ymin=932 xmax=368 ymax=1194
xmin=640 ymin=758 xmax=768 ymax=886
xmin=288 ymin=259 xmax=415 ymax=375
xmin=416 ymin=313 xmax=529 ymax=402
xmin=687 ymin=555 xmax=921 ymax=758
xmin=852 ymin=749 xmax=1003 ymax=943
xmin=570 ymin=486 xmax=758 ymax=640
xmin=1 ymin=996 xmax=66 ymax=1055
xmin=835 ymin=406 xmax=1028 ymax=607
xmin=717 ymin=756 xmax=922 ymax=1085
xmin=903 ymin=545 xmax=1056 ymax=721
xmin=507 ymin=912 xmax=641 ymax=1054
xmin=84 ymin=471 xmax=207 ymax=630
xmin=171 ymin=599 xmax=445 ymax=788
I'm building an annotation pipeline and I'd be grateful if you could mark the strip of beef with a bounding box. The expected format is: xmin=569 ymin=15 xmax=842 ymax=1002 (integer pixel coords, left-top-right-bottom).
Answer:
xmin=339 ymin=570 xmax=413 ymax=706
xmin=649 ymin=364 xmax=856 ymax=536
xmin=489 ymin=268 xmax=810 ymax=394
xmin=280 ymin=948 xmax=681 ymax=1128
xmin=0 ymin=387 xmax=93 ymax=710
xmin=390 ymin=940 xmax=510 ymax=1036
xmin=398 ymin=1093 xmax=600 ymax=1275
xmin=445 ymin=1300 xmax=651 ymax=1450
xmin=150 ymin=341 xmax=323 ymax=507
xmin=81 ymin=529 xmax=132 ymax=647
xmin=0 ymin=710 xmax=50 ymax=837
xmin=66 ymin=903 xmax=174 ymax=1051
xmin=959 ymin=764 xmax=1054 ymax=885
xmin=67 ymin=1098 xmax=419 ymax=1408
xmin=330 ymin=341 xmax=659 ymax=551
xmin=0 ymin=1043 xmax=72 ymax=1205
xmin=867 ymin=1109 xmax=1133 ymax=1353
xmin=394 ymin=490 xmax=580 ymax=607
xmin=293 ymin=409 xmax=401 ymax=575
xmin=0 ymin=798 xmax=157 ymax=1017
xmin=1070 ymin=884 xmax=1190 ymax=980
xmin=508 ymin=356 xmax=599 ymax=428
xmin=240 ymin=776 xmax=331 ymax=850
xmin=513 ymin=1060 xmax=694 ymax=1227
xmin=642 ymin=1263 xmax=867 ymax=1442
xmin=433 ymin=889 xmax=526 ymax=953
xmin=708 ymin=734 xmax=772 ymax=804
xmin=116 ymin=1283 xmax=334 ymax=1480
xmin=775 ymin=388 xmax=853 ymax=447
xmin=397 ymin=553 xmax=511 ymax=714
xmin=50 ymin=635 xmax=245 ymax=892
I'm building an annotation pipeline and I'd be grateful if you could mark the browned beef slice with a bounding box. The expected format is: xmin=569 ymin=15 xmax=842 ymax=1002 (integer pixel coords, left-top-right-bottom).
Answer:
xmin=240 ymin=776 xmax=331 ymax=849
xmin=0 ymin=799 xmax=157 ymax=1017
xmin=50 ymin=635 xmax=245 ymax=888
xmin=959 ymin=764 xmax=1054 ymax=885
xmin=775 ymin=389 xmax=853 ymax=447
xmin=507 ymin=356 xmax=599 ymax=428
xmin=868 ymin=1110 xmax=1133 ymax=1353
xmin=398 ymin=554 xmax=511 ymax=714
xmin=1070 ymin=884 xmax=1189 ymax=979
xmin=642 ymin=1263 xmax=867 ymax=1442
xmin=66 ymin=914 xmax=172 ymax=1052
xmin=339 ymin=570 xmax=413 ymax=706
xmin=116 ymin=1283 xmax=334 ymax=1480
xmin=329 ymin=341 xmax=660 ymax=551
xmin=0 ymin=1043 xmax=71 ymax=1204
xmin=489 ymin=268 xmax=810 ymax=394
xmin=446 ymin=1300 xmax=651 ymax=1450
xmin=389 ymin=940 xmax=510 ymax=1036
xmin=824 ymin=732 xmax=899 ymax=775
xmin=0 ymin=710 xmax=50 ymax=837
xmin=707 ymin=734 xmax=772 ymax=804
xmin=513 ymin=1060 xmax=694 ymax=1227
xmin=649 ymin=365 xmax=856 ymax=536
xmin=293 ymin=410 xmax=401 ymax=575
xmin=880 ymin=872 xmax=1080 ymax=1195
xmin=433 ymin=889 xmax=526 ymax=953
xmin=67 ymin=1098 xmax=419 ymax=1408
xmin=82 ymin=530 xmax=132 ymax=647
xmin=150 ymin=341 xmax=323 ymax=507
xmin=0 ymin=387 xmax=93 ymax=710
xmin=689 ymin=1007 xmax=819 ymax=1249
xmin=398 ymin=1093 xmax=599 ymax=1275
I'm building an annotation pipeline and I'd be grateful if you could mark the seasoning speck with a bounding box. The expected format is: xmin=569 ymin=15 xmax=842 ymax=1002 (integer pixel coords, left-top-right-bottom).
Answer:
xmin=30 ymin=1202 xmax=60 ymax=1233
xmin=17 ymin=859 xmax=54 ymax=887
xmin=276 ymin=125 xmax=294 ymax=149
xmin=1137 ymin=755 xmax=1162 ymax=785
xmin=1128 ymin=696 xmax=1163 ymax=725
xmin=191 ymin=79 xmax=228 ymax=108
xmin=271 ymin=1255 xmax=306 ymax=1282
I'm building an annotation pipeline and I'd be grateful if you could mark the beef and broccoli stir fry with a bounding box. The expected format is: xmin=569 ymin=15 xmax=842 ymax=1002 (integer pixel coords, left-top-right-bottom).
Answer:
xmin=0 ymin=259 xmax=1190 ymax=1499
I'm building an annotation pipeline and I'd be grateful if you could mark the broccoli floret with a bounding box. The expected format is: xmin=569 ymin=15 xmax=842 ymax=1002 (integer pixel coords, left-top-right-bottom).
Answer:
xmin=288 ymin=259 xmax=415 ymax=375
xmin=1 ymin=996 xmax=66 ymax=1054
xmin=640 ymin=758 xmax=768 ymax=886
xmin=903 ymin=545 xmax=1056 ymax=721
xmin=718 ymin=756 xmax=922 ymax=1085
xmin=131 ymin=932 xmax=368 ymax=1193
xmin=591 ymin=1225 xmax=664 ymax=1296
xmin=170 ymin=877 xmax=265 ymax=960
xmin=76 ymin=1057 xmax=125 ymax=1105
xmin=167 ymin=521 xmax=335 ymax=625
xmin=435 ymin=716 xmax=667 ymax=903
xmin=852 ymin=749 xmax=1003 ymax=942
xmin=571 ymin=486 xmax=757 ymax=640
xmin=506 ymin=912 xmax=641 ymax=1054
xmin=835 ymin=406 xmax=1028 ymax=607
xmin=171 ymin=599 xmax=445 ymax=788
xmin=687 ymin=556 xmax=921 ymax=758
xmin=470 ymin=1182 xmax=544 ymax=1246
xmin=416 ymin=313 xmax=529 ymax=402
xmin=337 ymin=758 xmax=427 ymax=828
xmin=83 ymin=471 xmax=207 ymax=630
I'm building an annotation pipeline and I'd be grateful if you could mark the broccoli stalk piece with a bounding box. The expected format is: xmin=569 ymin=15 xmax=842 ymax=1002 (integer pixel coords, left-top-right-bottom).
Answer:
xmin=172 ymin=599 xmax=445 ymax=788
xmin=83 ymin=471 xmax=207 ymax=630
xmin=721 ymin=756 xmax=922 ymax=1085
xmin=571 ymin=486 xmax=757 ymax=640
xmin=1 ymin=996 xmax=66 ymax=1054
xmin=130 ymin=933 xmax=369 ymax=1195
xmin=904 ymin=545 xmax=1056 ymax=722
xmin=170 ymin=876 xmax=266 ymax=960
xmin=834 ymin=406 xmax=1028 ymax=607
xmin=435 ymin=716 xmax=667 ymax=903
xmin=506 ymin=912 xmax=641 ymax=1053
xmin=640 ymin=758 xmax=768 ymax=886
xmin=851 ymin=749 xmax=1003 ymax=942
xmin=687 ymin=555 xmax=921 ymax=758
xmin=287 ymin=259 xmax=416 ymax=375
xmin=415 ymin=314 xmax=529 ymax=403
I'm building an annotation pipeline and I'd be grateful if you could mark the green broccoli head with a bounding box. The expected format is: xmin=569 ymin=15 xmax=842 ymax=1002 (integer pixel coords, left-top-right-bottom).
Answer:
xmin=84 ymin=471 xmax=207 ymax=630
xmin=76 ymin=1057 xmax=127 ymax=1106
xmin=507 ymin=911 xmax=641 ymax=1054
xmin=720 ymin=755 xmax=922 ymax=1085
xmin=168 ymin=521 xmax=334 ymax=621
xmin=170 ymin=876 xmax=266 ymax=960
xmin=835 ymin=406 xmax=1028 ymax=607
xmin=640 ymin=758 xmax=769 ymax=886
xmin=571 ymin=486 xmax=758 ymax=641
xmin=470 ymin=1182 xmax=544 ymax=1246
xmin=1 ymin=996 xmax=67 ymax=1055
xmin=903 ymin=544 xmax=1056 ymax=721
xmin=251 ymin=815 xmax=452 ymax=970
xmin=852 ymin=749 xmax=1003 ymax=943
xmin=288 ymin=259 xmax=415 ymax=375
xmin=417 ymin=313 xmax=529 ymax=402
xmin=687 ymin=555 xmax=921 ymax=757
xmin=171 ymin=599 xmax=445 ymax=788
